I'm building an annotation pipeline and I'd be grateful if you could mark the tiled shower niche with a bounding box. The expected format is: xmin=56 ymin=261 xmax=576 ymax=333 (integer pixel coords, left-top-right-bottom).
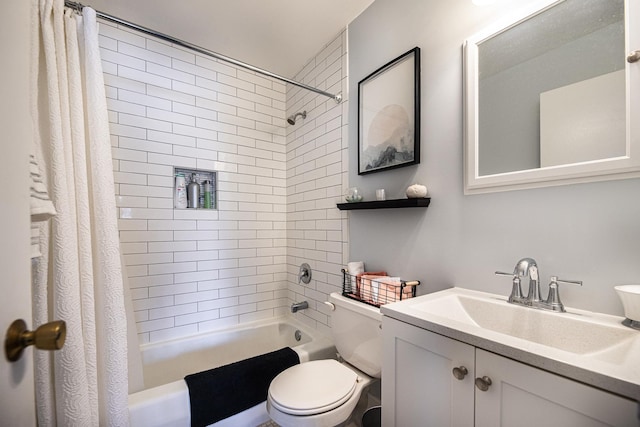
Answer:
xmin=174 ymin=167 xmax=217 ymax=209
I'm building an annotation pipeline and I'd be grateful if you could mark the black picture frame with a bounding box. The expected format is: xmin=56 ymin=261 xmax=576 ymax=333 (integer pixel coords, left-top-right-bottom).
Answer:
xmin=358 ymin=47 xmax=420 ymax=175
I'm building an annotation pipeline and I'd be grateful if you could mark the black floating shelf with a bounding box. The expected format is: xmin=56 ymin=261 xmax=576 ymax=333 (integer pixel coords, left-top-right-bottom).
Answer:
xmin=337 ymin=197 xmax=430 ymax=210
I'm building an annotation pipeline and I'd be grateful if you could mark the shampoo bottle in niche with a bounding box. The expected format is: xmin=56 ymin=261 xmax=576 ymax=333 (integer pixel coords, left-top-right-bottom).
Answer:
xmin=174 ymin=173 xmax=187 ymax=208
xmin=203 ymin=180 xmax=213 ymax=209
xmin=187 ymin=173 xmax=200 ymax=208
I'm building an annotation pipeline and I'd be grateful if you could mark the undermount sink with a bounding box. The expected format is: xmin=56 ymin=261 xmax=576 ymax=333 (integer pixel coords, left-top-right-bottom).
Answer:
xmin=406 ymin=289 xmax=637 ymax=355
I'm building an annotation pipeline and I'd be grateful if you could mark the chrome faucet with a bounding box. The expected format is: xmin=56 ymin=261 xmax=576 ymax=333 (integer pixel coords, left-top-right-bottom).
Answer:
xmin=496 ymin=257 xmax=539 ymax=305
xmin=496 ymin=258 xmax=582 ymax=312
xmin=515 ymin=257 xmax=542 ymax=304
xmin=291 ymin=301 xmax=309 ymax=313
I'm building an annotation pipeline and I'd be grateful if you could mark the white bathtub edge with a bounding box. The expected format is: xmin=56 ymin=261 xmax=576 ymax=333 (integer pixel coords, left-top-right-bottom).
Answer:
xmin=293 ymin=334 xmax=336 ymax=363
xmin=129 ymin=380 xmax=190 ymax=427
xmin=210 ymin=401 xmax=270 ymax=427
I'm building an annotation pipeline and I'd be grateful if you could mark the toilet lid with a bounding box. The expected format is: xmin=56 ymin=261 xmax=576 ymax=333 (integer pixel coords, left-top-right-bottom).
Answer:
xmin=269 ymin=359 xmax=358 ymax=416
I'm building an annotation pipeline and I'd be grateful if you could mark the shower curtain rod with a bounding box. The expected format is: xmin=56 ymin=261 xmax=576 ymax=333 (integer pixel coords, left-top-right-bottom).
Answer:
xmin=64 ymin=1 xmax=342 ymax=103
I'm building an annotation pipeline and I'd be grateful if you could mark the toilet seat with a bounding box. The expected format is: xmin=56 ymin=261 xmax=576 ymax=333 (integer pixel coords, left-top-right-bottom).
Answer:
xmin=268 ymin=359 xmax=358 ymax=416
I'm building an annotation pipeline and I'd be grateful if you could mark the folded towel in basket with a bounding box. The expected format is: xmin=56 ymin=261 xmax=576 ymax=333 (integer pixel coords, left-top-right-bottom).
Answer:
xmin=356 ymin=272 xmax=386 ymax=301
xmin=376 ymin=277 xmax=414 ymax=304
xmin=360 ymin=275 xmax=414 ymax=305
xmin=359 ymin=273 xmax=388 ymax=304
xmin=184 ymin=347 xmax=300 ymax=427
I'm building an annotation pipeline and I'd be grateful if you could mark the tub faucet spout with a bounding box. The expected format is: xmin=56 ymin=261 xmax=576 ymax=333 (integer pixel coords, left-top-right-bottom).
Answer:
xmin=291 ymin=301 xmax=309 ymax=313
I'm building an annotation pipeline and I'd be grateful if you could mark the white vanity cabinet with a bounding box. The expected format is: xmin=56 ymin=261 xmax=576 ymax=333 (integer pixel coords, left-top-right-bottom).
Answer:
xmin=382 ymin=316 xmax=639 ymax=427
xmin=382 ymin=316 xmax=475 ymax=426
xmin=474 ymin=349 xmax=637 ymax=427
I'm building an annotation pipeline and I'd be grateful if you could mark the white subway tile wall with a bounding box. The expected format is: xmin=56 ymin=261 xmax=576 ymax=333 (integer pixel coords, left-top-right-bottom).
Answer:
xmin=101 ymin=21 xmax=290 ymax=344
xmin=286 ymin=30 xmax=349 ymax=337
xmin=101 ymin=20 xmax=347 ymax=343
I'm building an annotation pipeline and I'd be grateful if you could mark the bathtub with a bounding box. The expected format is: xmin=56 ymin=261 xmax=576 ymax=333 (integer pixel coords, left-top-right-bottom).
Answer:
xmin=128 ymin=317 xmax=335 ymax=427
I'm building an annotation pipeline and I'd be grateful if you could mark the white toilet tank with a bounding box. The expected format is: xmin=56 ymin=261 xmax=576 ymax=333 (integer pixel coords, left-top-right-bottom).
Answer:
xmin=329 ymin=292 xmax=383 ymax=378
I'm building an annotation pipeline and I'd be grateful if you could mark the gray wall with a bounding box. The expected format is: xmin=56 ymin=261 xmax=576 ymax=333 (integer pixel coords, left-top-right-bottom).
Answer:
xmin=347 ymin=0 xmax=640 ymax=316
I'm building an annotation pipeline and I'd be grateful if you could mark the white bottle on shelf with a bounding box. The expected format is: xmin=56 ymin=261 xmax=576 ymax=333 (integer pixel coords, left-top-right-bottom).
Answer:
xmin=175 ymin=173 xmax=187 ymax=208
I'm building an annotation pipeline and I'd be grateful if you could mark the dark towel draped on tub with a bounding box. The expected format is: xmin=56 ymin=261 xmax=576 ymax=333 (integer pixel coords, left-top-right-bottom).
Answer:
xmin=184 ymin=346 xmax=300 ymax=427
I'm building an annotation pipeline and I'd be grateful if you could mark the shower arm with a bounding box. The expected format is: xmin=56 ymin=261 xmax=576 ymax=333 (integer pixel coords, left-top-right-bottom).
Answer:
xmin=64 ymin=1 xmax=342 ymax=104
xmin=287 ymin=111 xmax=307 ymax=125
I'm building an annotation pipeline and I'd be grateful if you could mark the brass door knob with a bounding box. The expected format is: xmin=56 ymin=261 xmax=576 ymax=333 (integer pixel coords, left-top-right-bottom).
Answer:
xmin=5 ymin=319 xmax=66 ymax=362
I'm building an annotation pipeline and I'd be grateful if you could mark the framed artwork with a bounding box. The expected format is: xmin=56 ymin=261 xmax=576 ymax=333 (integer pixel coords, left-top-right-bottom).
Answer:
xmin=358 ymin=47 xmax=420 ymax=175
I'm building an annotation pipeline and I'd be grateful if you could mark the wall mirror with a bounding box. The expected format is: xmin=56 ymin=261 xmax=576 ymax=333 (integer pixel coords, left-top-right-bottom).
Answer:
xmin=464 ymin=0 xmax=640 ymax=194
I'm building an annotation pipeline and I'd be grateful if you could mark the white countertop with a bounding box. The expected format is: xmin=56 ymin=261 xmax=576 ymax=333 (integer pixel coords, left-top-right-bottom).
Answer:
xmin=381 ymin=287 xmax=640 ymax=401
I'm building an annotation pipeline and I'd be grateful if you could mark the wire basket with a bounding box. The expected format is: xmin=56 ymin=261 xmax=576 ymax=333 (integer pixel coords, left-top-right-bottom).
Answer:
xmin=341 ymin=269 xmax=420 ymax=308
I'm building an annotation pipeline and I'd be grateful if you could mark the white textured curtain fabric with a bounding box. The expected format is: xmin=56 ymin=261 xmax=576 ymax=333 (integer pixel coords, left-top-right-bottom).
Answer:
xmin=30 ymin=0 xmax=130 ymax=425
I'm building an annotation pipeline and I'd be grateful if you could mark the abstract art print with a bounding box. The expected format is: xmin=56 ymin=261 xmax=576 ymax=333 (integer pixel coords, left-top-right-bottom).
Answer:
xmin=358 ymin=47 xmax=420 ymax=175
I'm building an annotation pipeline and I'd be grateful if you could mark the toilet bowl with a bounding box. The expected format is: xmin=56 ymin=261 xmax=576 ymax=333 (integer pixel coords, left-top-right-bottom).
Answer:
xmin=267 ymin=292 xmax=382 ymax=427
xmin=267 ymin=359 xmax=373 ymax=427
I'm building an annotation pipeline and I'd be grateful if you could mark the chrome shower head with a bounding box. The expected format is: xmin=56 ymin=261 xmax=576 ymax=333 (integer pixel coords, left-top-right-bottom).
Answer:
xmin=287 ymin=111 xmax=307 ymax=125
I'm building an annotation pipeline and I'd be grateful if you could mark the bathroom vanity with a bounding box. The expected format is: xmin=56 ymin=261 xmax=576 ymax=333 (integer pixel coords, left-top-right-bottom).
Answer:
xmin=380 ymin=288 xmax=640 ymax=427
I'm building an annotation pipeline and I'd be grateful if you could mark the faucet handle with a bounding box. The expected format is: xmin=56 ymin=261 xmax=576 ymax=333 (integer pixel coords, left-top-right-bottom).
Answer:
xmin=495 ymin=271 xmax=525 ymax=303
xmin=545 ymin=276 xmax=583 ymax=312
xmin=495 ymin=271 xmax=514 ymax=277
xmin=554 ymin=277 xmax=583 ymax=287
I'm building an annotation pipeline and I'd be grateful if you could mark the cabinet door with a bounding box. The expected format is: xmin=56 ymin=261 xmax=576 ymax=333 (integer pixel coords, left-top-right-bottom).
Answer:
xmin=475 ymin=349 xmax=639 ymax=427
xmin=382 ymin=317 xmax=475 ymax=426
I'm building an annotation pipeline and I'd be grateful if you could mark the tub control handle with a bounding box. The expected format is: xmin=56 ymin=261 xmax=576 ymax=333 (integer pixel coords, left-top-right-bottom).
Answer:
xmin=324 ymin=301 xmax=335 ymax=311
xmin=298 ymin=263 xmax=312 ymax=284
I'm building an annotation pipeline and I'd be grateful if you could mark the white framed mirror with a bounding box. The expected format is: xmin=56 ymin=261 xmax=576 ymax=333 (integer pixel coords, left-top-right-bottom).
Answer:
xmin=463 ymin=0 xmax=640 ymax=194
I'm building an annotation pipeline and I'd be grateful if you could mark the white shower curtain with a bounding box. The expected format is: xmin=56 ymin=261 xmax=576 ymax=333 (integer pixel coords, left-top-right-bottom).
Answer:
xmin=30 ymin=0 xmax=130 ymax=425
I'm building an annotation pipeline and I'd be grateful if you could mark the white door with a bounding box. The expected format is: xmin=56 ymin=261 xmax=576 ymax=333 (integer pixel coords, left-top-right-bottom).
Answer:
xmin=0 ymin=1 xmax=37 ymax=425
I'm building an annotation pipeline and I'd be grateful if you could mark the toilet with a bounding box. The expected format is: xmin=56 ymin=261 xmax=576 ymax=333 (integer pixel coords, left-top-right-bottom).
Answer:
xmin=267 ymin=292 xmax=382 ymax=427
